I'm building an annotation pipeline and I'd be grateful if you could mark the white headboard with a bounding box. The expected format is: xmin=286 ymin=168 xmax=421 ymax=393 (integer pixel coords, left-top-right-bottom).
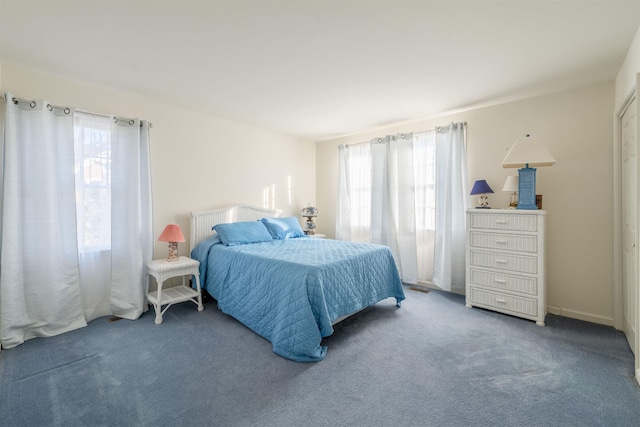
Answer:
xmin=190 ymin=204 xmax=282 ymax=252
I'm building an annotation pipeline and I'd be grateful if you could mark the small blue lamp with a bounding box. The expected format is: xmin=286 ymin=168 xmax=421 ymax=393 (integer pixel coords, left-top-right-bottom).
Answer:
xmin=470 ymin=180 xmax=494 ymax=209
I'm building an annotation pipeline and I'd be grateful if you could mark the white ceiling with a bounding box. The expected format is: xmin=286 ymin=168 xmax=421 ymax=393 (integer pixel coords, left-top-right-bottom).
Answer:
xmin=1 ymin=0 xmax=639 ymax=142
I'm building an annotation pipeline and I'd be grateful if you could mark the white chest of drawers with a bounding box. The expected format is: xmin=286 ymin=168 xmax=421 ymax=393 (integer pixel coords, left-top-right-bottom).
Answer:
xmin=465 ymin=209 xmax=547 ymax=326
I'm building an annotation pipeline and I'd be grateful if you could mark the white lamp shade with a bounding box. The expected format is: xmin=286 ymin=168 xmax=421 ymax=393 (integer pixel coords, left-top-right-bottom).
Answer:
xmin=502 ymin=175 xmax=519 ymax=192
xmin=501 ymin=135 xmax=556 ymax=168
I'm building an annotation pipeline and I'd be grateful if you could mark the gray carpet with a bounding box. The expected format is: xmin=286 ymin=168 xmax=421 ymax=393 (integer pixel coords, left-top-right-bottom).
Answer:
xmin=1 ymin=287 xmax=639 ymax=426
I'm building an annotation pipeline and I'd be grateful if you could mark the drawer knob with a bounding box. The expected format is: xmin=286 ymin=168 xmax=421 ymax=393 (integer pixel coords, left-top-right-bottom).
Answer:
xmin=494 ymin=278 xmax=507 ymax=284
xmin=496 ymin=259 xmax=508 ymax=264
xmin=496 ymin=298 xmax=507 ymax=304
xmin=495 ymin=240 xmax=508 ymax=244
xmin=495 ymin=220 xmax=508 ymax=225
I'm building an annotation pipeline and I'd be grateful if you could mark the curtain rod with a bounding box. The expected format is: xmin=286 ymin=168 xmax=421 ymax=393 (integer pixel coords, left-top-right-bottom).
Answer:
xmin=7 ymin=95 xmax=153 ymax=127
xmin=344 ymin=122 xmax=467 ymax=148
xmin=78 ymin=110 xmax=154 ymax=128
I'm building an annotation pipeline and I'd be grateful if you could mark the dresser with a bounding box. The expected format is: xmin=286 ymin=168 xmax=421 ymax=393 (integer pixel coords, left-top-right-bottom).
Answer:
xmin=465 ymin=209 xmax=546 ymax=326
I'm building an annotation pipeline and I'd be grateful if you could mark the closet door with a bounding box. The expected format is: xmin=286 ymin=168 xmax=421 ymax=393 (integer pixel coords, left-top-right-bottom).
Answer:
xmin=621 ymin=97 xmax=637 ymax=354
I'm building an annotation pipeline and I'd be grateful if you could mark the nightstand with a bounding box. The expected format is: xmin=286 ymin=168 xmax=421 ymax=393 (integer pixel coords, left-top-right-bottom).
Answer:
xmin=146 ymin=256 xmax=204 ymax=324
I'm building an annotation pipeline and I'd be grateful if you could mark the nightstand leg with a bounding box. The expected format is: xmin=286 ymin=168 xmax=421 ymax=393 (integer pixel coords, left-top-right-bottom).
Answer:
xmin=155 ymin=280 xmax=164 ymax=324
xmin=194 ymin=274 xmax=204 ymax=312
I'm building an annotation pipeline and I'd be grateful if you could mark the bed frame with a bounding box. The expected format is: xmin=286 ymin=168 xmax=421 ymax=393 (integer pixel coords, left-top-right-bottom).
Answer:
xmin=190 ymin=204 xmax=282 ymax=253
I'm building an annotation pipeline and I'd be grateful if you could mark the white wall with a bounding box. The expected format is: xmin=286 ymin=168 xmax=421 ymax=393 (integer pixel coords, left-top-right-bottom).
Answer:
xmin=317 ymin=82 xmax=615 ymax=326
xmin=0 ymin=62 xmax=316 ymax=259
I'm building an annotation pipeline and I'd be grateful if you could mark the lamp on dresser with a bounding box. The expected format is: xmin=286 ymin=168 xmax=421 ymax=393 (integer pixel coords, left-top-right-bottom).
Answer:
xmin=502 ymin=175 xmax=519 ymax=208
xmin=501 ymin=134 xmax=555 ymax=210
xmin=470 ymin=180 xmax=494 ymax=208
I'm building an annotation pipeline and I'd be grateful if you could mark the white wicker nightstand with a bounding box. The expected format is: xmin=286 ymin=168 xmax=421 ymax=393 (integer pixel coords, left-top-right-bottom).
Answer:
xmin=146 ymin=256 xmax=204 ymax=324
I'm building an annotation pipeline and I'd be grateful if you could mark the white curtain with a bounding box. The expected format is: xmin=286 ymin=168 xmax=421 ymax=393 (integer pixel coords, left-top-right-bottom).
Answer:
xmin=109 ymin=117 xmax=153 ymax=319
xmin=414 ymin=131 xmax=437 ymax=283
xmin=336 ymin=143 xmax=371 ymax=243
xmin=0 ymin=96 xmax=86 ymax=348
xmin=433 ymin=123 xmax=469 ymax=291
xmin=335 ymin=145 xmax=352 ymax=241
xmin=336 ymin=134 xmax=418 ymax=283
xmin=370 ymin=134 xmax=417 ymax=283
xmin=0 ymin=94 xmax=153 ymax=349
xmin=336 ymin=124 xmax=467 ymax=290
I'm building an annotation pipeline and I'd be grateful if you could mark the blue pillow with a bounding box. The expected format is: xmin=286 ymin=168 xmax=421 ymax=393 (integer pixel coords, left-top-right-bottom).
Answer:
xmin=260 ymin=217 xmax=306 ymax=240
xmin=212 ymin=221 xmax=273 ymax=246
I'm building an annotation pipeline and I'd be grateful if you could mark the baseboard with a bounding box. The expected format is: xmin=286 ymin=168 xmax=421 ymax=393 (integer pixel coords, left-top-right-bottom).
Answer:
xmin=408 ymin=289 xmax=615 ymax=326
xmin=636 ymin=367 xmax=640 ymax=385
xmin=546 ymin=304 xmax=614 ymax=327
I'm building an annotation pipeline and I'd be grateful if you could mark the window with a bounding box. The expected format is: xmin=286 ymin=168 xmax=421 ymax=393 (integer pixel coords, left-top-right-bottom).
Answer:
xmin=346 ymin=143 xmax=372 ymax=230
xmin=337 ymin=127 xmax=466 ymax=285
xmin=74 ymin=113 xmax=111 ymax=252
xmin=342 ymin=132 xmax=436 ymax=232
xmin=413 ymin=131 xmax=436 ymax=231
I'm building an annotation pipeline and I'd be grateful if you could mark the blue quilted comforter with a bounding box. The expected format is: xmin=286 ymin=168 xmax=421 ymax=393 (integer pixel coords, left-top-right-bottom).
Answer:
xmin=191 ymin=237 xmax=405 ymax=362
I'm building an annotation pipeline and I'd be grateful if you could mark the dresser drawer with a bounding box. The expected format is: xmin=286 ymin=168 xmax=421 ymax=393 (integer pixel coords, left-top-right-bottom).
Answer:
xmin=469 ymin=231 xmax=537 ymax=253
xmin=469 ymin=213 xmax=538 ymax=232
xmin=469 ymin=249 xmax=537 ymax=274
xmin=469 ymin=268 xmax=537 ymax=295
xmin=469 ymin=287 xmax=538 ymax=317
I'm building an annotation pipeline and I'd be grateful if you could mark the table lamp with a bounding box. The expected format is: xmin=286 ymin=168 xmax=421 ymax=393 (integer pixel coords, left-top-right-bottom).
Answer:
xmin=501 ymin=134 xmax=556 ymax=210
xmin=470 ymin=180 xmax=494 ymax=208
xmin=502 ymin=175 xmax=519 ymax=208
xmin=300 ymin=205 xmax=318 ymax=235
xmin=158 ymin=224 xmax=185 ymax=261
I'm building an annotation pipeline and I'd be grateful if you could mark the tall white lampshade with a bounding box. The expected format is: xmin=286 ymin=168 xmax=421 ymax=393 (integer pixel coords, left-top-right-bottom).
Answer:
xmin=502 ymin=175 xmax=519 ymax=208
xmin=501 ymin=135 xmax=555 ymax=210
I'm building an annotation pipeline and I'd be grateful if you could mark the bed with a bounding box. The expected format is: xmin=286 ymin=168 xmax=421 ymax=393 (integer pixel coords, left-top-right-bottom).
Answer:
xmin=190 ymin=204 xmax=405 ymax=362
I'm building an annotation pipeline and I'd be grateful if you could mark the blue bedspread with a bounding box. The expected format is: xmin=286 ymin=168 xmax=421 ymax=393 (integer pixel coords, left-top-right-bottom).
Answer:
xmin=191 ymin=237 xmax=405 ymax=362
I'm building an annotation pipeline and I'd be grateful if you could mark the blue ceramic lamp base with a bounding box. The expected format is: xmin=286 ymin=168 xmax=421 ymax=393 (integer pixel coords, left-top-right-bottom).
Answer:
xmin=517 ymin=166 xmax=538 ymax=210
